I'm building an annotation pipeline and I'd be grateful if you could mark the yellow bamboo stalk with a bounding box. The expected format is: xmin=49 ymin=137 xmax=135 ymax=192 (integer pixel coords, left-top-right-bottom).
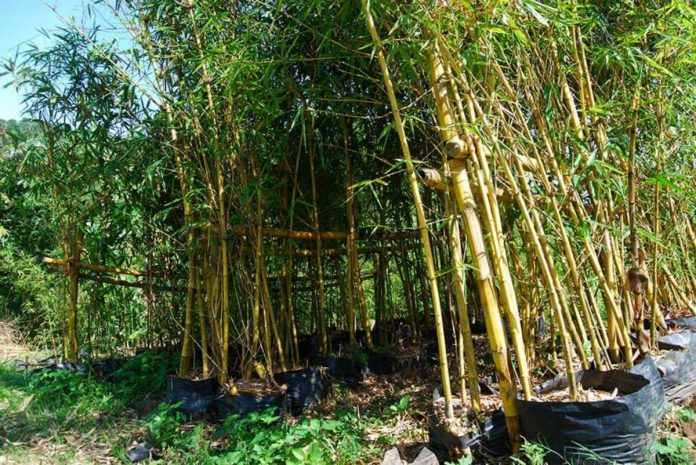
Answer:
xmin=444 ymin=187 xmax=480 ymax=412
xmin=344 ymin=128 xmax=359 ymax=347
xmin=179 ymin=250 xmax=196 ymax=376
xmin=427 ymin=38 xmax=521 ymax=444
xmin=360 ymin=0 xmax=454 ymax=418
xmin=260 ymin=256 xmax=287 ymax=371
xmin=662 ymin=265 xmax=696 ymax=315
xmin=308 ymin=133 xmax=330 ymax=353
xmin=66 ymin=238 xmax=81 ymax=363
xmin=449 ymin=157 xmax=521 ymax=449
xmin=471 ymin=143 xmax=534 ymax=396
xmin=457 ymin=45 xmax=600 ymax=372
xmin=195 ymin=263 xmax=210 ymax=378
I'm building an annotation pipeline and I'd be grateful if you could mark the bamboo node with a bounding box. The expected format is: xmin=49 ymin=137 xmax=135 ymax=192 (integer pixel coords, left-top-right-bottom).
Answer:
xmin=627 ymin=267 xmax=649 ymax=295
xmin=445 ymin=136 xmax=467 ymax=159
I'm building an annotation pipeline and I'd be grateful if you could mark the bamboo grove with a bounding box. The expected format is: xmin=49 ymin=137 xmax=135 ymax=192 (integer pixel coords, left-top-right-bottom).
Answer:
xmin=2 ymin=0 xmax=695 ymax=449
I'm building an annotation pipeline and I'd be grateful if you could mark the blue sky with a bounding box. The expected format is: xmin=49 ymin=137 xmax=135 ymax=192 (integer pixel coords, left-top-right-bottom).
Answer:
xmin=0 ymin=1 xmax=104 ymax=120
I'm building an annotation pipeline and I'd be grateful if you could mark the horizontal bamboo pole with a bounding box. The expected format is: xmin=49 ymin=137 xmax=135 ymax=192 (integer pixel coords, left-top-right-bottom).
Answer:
xmin=43 ymin=257 xmax=163 ymax=277
xmin=78 ymin=273 xmax=150 ymax=289
xmin=211 ymin=226 xmax=418 ymax=241
xmin=238 ymin=244 xmax=398 ymax=258
xmin=268 ymin=270 xmax=376 ymax=282
xmin=291 ymin=246 xmax=397 ymax=257
xmin=44 ymin=267 xmax=187 ymax=293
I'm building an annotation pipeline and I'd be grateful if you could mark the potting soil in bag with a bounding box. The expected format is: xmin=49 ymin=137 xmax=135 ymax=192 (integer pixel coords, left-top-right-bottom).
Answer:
xmin=666 ymin=317 xmax=696 ymax=330
xmin=428 ymin=402 xmax=510 ymax=461
xmin=366 ymin=350 xmax=397 ymax=375
xmin=216 ymin=391 xmax=287 ymax=417
xmin=166 ymin=376 xmax=218 ymax=415
xmin=656 ymin=331 xmax=696 ymax=403
xmin=312 ymin=355 xmax=367 ymax=386
xmin=517 ymin=357 xmax=665 ymax=465
xmin=275 ymin=366 xmax=330 ymax=416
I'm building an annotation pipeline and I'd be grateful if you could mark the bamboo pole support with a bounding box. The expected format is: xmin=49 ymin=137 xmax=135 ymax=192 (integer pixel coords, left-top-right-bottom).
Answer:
xmin=43 ymin=258 xmax=164 ymax=278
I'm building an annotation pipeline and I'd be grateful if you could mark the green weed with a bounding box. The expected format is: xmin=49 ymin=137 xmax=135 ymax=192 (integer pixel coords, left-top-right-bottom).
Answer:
xmin=207 ymin=409 xmax=375 ymax=465
xmin=655 ymin=436 xmax=694 ymax=465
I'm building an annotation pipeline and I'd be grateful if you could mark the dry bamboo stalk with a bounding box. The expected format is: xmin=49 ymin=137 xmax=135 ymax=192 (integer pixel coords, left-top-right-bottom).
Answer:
xmin=662 ymin=265 xmax=696 ymax=315
xmin=421 ymin=168 xmax=446 ymax=191
xmin=626 ymin=83 xmax=651 ymax=354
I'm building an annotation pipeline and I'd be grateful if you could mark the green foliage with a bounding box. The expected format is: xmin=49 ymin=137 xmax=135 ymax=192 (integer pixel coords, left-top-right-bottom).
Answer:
xmin=387 ymin=395 xmax=410 ymax=416
xmin=109 ymin=351 xmax=177 ymax=401
xmin=654 ymin=407 xmax=696 ymax=465
xmin=0 ymin=1 xmax=694 ymax=461
xmin=145 ymin=403 xmax=186 ymax=446
xmin=29 ymin=369 xmax=114 ymax=413
xmin=655 ymin=436 xmax=694 ymax=465
xmin=511 ymin=440 xmax=566 ymax=465
xmin=675 ymin=408 xmax=695 ymax=423
xmin=445 ymin=456 xmax=473 ymax=465
xmin=519 ymin=440 xmax=549 ymax=465
xmin=0 ymin=240 xmax=62 ymax=344
xmin=209 ymin=410 xmax=374 ymax=465
xmin=351 ymin=346 xmax=368 ymax=366
xmin=4 ymin=352 xmax=401 ymax=464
